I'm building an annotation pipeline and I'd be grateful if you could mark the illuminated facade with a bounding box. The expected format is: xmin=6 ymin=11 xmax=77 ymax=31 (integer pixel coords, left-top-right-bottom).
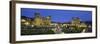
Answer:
xmin=33 ymin=12 xmax=51 ymax=27
xmin=71 ymin=17 xmax=80 ymax=25
xmin=70 ymin=17 xmax=87 ymax=27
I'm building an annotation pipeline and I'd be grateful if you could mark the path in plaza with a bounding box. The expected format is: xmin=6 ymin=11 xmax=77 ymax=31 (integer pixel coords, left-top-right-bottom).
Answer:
xmin=52 ymin=28 xmax=65 ymax=34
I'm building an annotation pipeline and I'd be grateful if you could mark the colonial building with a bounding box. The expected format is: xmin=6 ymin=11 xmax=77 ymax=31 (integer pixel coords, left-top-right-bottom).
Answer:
xmin=71 ymin=17 xmax=80 ymax=25
xmin=33 ymin=12 xmax=51 ymax=27
xmin=70 ymin=17 xmax=87 ymax=28
xmin=33 ymin=12 xmax=43 ymax=26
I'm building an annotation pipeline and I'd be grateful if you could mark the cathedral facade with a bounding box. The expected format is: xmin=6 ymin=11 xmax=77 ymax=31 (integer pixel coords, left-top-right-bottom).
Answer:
xmin=33 ymin=12 xmax=51 ymax=27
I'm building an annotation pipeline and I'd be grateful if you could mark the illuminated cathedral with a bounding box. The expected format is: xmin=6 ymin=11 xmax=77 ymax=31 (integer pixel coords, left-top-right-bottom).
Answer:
xmin=32 ymin=12 xmax=51 ymax=27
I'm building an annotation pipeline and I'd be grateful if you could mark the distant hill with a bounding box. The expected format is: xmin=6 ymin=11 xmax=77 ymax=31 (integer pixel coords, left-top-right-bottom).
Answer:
xmin=21 ymin=16 xmax=34 ymax=21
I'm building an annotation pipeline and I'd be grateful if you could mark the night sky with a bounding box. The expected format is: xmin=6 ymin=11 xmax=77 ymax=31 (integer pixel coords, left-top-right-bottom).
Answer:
xmin=21 ymin=8 xmax=92 ymax=23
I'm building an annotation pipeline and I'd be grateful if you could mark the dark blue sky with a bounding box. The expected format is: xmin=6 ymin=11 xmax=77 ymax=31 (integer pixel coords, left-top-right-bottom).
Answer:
xmin=21 ymin=8 xmax=92 ymax=23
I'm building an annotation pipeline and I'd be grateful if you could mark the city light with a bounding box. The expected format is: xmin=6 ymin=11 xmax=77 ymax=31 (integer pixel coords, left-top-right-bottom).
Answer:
xmin=24 ymin=22 xmax=30 ymax=26
xmin=21 ymin=19 xmax=26 ymax=22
